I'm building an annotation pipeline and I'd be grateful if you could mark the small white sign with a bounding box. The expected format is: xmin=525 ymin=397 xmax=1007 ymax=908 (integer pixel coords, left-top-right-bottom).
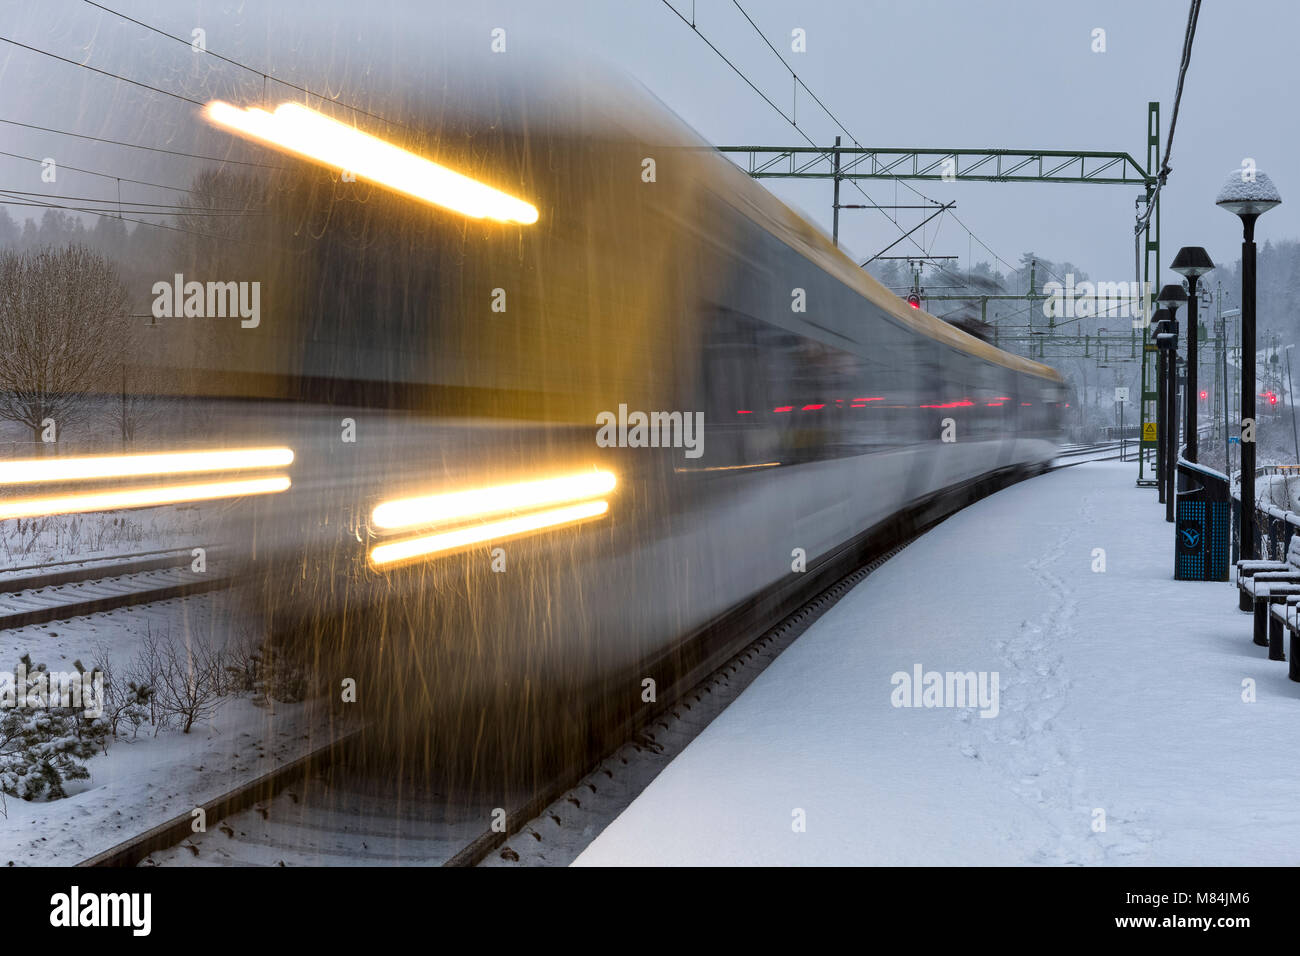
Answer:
xmin=1114 ymin=387 xmax=1129 ymax=402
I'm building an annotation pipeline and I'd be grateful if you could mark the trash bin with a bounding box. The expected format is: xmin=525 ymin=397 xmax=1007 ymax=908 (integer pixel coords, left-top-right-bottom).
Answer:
xmin=1174 ymin=460 xmax=1231 ymax=581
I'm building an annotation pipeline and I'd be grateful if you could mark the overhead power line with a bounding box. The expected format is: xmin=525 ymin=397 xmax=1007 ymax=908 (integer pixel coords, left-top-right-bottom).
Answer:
xmin=728 ymin=0 xmax=1025 ymax=284
xmin=1136 ymin=0 xmax=1201 ymax=235
xmin=0 ymin=188 xmax=255 ymax=214
xmin=682 ymin=0 xmax=1023 ymax=293
xmin=0 ymin=35 xmax=204 ymax=106
xmin=0 ymin=148 xmax=195 ymax=194
xmin=0 ymin=117 xmax=281 ymax=169
xmin=0 ymin=194 xmax=249 ymax=243
xmin=80 ymin=0 xmax=419 ymax=135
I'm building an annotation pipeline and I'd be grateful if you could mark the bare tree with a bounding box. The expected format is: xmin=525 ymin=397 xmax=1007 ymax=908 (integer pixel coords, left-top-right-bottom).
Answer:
xmin=0 ymin=245 xmax=128 ymax=446
xmin=176 ymin=168 xmax=266 ymax=270
xmin=107 ymin=337 xmax=171 ymax=449
xmin=154 ymin=633 xmax=227 ymax=734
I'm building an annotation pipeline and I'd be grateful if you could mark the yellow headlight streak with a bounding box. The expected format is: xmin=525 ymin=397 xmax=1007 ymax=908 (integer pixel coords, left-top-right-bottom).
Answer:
xmin=0 ymin=477 xmax=291 ymax=521
xmin=0 ymin=447 xmax=295 ymax=519
xmin=372 ymin=470 xmax=616 ymax=531
xmin=368 ymin=469 xmax=616 ymax=567
xmin=0 ymin=447 xmax=294 ymax=485
xmin=204 ymin=101 xmax=540 ymax=225
xmin=369 ymin=499 xmax=609 ymax=568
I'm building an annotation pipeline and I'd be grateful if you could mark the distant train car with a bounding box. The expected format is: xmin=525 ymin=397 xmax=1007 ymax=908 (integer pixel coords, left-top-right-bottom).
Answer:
xmin=0 ymin=3 xmax=1064 ymax=703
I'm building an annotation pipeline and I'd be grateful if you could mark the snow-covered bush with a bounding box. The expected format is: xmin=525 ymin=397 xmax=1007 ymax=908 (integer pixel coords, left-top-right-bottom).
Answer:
xmin=126 ymin=628 xmax=167 ymax=735
xmin=225 ymin=631 xmax=310 ymax=704
xmin=0 ymin=655 xmax=107 ymax=805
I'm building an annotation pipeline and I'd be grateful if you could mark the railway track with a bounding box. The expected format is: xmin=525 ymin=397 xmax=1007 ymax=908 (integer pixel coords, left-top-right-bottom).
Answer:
xmin=77 ymin=444 xmax=1123 ymax=869
xmin=1050 ymin=440 xmax=1129 ymax=470
xmin=0 ymin=547 xmax=231 ymax=629
xmin=116 ymin=539 xmax=913 ymax=869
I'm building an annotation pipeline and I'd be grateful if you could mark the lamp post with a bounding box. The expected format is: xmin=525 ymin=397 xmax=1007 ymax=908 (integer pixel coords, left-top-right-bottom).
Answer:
xmin=1157 ymin=284 xmax=1187 ymax=522
xmin=1218 ymin=169 xmax=1282 ymax=562
xmin=1171 ymin=248 xmax=1214 ymax=463
xmin=1152 ymin=307 xmax=1174 ymax=510
xmin=1286 ymin=343 xmax=1299 ymax=466
xmin=1223 ymin=306 xmax=1240 ymax=499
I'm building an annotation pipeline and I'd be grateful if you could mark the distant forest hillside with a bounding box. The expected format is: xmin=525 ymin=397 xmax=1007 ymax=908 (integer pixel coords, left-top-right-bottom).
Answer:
xmin=0 ymin=207 xmax=172 ymax=316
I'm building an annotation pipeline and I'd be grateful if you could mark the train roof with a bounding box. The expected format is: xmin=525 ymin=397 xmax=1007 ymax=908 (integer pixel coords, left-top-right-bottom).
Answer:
xmin=695 ymin=149 xmax=1065 ymax=384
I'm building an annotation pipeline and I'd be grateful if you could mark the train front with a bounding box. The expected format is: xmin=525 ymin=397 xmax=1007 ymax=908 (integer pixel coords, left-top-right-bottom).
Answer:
xmin=0 ymin=10 xmax=717 ymax=708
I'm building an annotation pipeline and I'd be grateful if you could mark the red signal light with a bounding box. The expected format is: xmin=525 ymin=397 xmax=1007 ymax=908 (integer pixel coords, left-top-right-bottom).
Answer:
xmin=1199 ymin=390 xmax=1207 ymax=401
xmin=906 ymin=293 xmax=921 ymax=309
xmin=1270 ymin=392 xmax=1279 ymax=406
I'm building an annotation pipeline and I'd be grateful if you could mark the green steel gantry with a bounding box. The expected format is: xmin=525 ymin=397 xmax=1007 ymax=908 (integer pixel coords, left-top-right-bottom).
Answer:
xmin=716 ymin=102 xmax=1164 ymax=485
xmin=716 ymin=145 xmax=1149 ymax=186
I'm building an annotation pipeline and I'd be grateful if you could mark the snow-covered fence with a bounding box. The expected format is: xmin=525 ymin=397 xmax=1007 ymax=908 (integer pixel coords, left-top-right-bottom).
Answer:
xmin=1257 ymin=503 xmax=1300 ymax=563
xmin=1229 ymin=464 xmax=1300 ymax=565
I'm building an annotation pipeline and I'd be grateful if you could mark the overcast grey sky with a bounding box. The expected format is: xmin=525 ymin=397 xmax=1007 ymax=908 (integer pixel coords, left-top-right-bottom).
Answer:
xmin=573 ymin=0 xmax=1295 ymax=289
xmin=3 ymin=0 xmax=1294 ymax=291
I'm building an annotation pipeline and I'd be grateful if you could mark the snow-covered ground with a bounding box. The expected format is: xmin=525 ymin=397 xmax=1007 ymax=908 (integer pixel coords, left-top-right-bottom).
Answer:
xmin=0 ymin=506 xmax=215 ymax=571
xmin=0 ymin=594 xmax=352 ymax=865
xmin=576 ymin=461 xmax=1300 ymax=866
xmin=1 ymin=690 xmax=340 ymax=866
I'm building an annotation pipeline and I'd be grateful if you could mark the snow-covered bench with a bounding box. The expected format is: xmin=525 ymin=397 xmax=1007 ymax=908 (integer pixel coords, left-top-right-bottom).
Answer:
xmin=1238 ymin=536 xmax=1300 ymax=650
xmin=1266 ymin=598 xmax=1300 ymax=675
xmin=1236 ymin=534 xmax=1300 ymax=610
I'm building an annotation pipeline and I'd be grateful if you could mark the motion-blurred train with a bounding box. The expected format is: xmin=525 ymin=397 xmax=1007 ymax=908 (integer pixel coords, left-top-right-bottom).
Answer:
xmin=0 ymin=4 xmax=1065 ymax=704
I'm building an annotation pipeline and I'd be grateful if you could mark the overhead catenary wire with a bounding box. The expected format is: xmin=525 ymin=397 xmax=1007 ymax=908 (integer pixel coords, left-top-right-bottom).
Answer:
xmin=28 ymin=0 xmax=1021 ymax=296
xmin=0 ymin=117 xmax=282 ymax=170
xmin=82 ymin=0 xmax=480 ymax=138
xmin=5 ymin=2 xmax=421 ymax=144
xmin=1135 ymin=0 xmax=1201 ymax=236
xmin=658 ymin=0 xmax=939 ymax=263
xmin=0 ymin=148 xmax=240 ymax=197
xmin=16 ymin=0 xmax=1055 ymax=306
xmin=0 ymin=194 xmax=256 ymax=243
xmin=718 ymin=1 xmax=1028 ymax=290
xmin=0 ymin=187 xmax=253 ymax=212
xmin=0 ymin=35 xmax=204 ymax=107
xmin=0 ymin=148 xmax=194 ymax=194
xmin=668 ymin=1 xmax=1163 ymax=365
xmin=0 ymin=197 xmax=259 ymax=218
xmin=726 ymin=0 xmax=922 ymax=227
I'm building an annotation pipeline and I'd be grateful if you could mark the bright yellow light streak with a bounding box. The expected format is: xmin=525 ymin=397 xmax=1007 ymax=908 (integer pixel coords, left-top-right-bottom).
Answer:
xmin=371 ymin=469 xmax=616 ymax=531
xmin=205 ymin=101 xmax=539 ymax=225
xmin=673 ymin=462 xmax=780 ymax=473
xmin=369 ymin=499 xmax=608 ymax=567
xmin=0 ymin=477 xmax=291 ymax=520
xmin=0 ymin=447 xmax=294 ymax=485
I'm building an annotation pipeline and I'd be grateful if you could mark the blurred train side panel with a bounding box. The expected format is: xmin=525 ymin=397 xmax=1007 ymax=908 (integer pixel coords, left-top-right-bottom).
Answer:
xmin=0 ymin=4 xmax=1065 ymax=700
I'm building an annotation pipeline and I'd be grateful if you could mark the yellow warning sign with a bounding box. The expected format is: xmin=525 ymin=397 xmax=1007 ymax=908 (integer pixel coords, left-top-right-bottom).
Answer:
xmin=1142 ymin=422 xmax=1158 ymax=442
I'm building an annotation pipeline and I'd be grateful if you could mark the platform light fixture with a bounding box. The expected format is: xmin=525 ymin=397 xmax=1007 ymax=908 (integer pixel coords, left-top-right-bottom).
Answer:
xmin=1218 ymin=169 xmax=1282 ymax=562
xmin=1171 ymin=247 xmax=1215 ymax=463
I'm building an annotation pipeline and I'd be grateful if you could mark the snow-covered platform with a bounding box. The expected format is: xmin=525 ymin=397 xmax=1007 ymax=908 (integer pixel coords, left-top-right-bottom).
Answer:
xmin=576 ymin=461 xmax=1300 ymax=866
